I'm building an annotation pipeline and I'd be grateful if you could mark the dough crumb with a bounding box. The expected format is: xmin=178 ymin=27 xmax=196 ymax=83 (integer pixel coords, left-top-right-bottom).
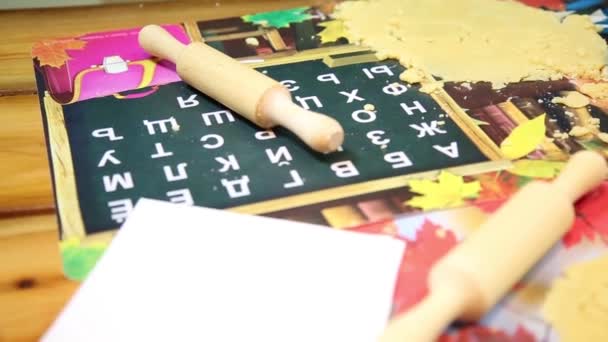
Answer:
xmin=568 ymin=125 xmax=591 ymax=137
xmin=579 ymin=82 xmax=608 ymax=100
xmin=598 ymin=132 xmax=608 ymax=143
xmin=551 ymin=92 xmax=590 ymax=108
xmin=245 ymin=37 xmax=260 ymax=46
xmin=364 ymin=103 xmax=376 ymax=111
xmin=399 ymin=68 xmax=426 ymax=84
xmin=419 ymin=81 xmax=444 ymax=94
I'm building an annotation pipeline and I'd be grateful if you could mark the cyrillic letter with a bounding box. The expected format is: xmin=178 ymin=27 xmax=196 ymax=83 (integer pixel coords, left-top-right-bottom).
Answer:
xmin=295 ymin=96 xmax=323 ymax=110
xmin=167 ymin=188 xmax=194 ymax=205
xmin=163 ymin=163 xmax=188 ymax=182
xmin=433 ymin=142 xmax=459 ymax=158
xmin=201 ymin=110 xmax=235 ymax=126
xmin=330 ymin=161 xmax=359 ymax=178
xmin=400 ymin=101 xmax=427 ymax=115
xmin=221 ymin=176 xmax=251 ymax=198
xmin=366 ymin=130 xmax=390 ymax=146
xmin=98 ymin=150 xmax=121 ymax=167
xmin=384 ymin=151 xmax=413 ymax=168
xmin=215 ymin=155 xmax=240 ymax=172
xmin=280 ymin=80 xmax=300 ymax=92
xmin=143 ymin=117 xmax=179 ymax=135
xmin=92 ymin=127 xmax=123 ymax=141
xmin=363 ymin=65 xmax=394 ymax=79
xmin=383 ymin=83 xmax=408 ymax=96
xmin=410 ymin=121 xmax=448 ymax=138
xmin=151 ymin=142 xmax=173 ymax=159
xmin=339 ymin=89 xmax=364 ymax=103
xmin=177 ymin=94 xmax=199 ymax=108
xmin=108 ymin=199 xmax=133 ymax=224
xmin=255 ymin=130 xmax=276 ymax=140
xmin=265 ymin=146 xmax=293 ymax=166
xmin=103 ymin=172 xmax=134 ymax=192
xmin=284 ymin=170 xmax=304 ymax=188
xmin=352 ymin=110 xmax=376 ymax=123
xmin=201 ymin=134 xmax=224 ymax=149
xmin=317 ymin=73 xmax=340 ymax=85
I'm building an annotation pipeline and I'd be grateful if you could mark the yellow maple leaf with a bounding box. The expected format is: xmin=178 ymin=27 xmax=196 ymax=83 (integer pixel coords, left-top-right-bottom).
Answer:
xmin=500 ymin=114 xmax=547 ymax=160
xmin=507 ymin=159 xmax=565 ymax=179
xmin=317 ymin=20 xmax=349 ymax=44
xmin=406 ymin=171 xmax=481 ymax=211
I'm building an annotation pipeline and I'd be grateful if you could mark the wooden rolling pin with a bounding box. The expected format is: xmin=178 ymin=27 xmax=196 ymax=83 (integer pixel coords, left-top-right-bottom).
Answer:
xmin=138 ymin=25 xmax=344 ymax=153
xmin=380 ymin=150 xmax=608 ymax=342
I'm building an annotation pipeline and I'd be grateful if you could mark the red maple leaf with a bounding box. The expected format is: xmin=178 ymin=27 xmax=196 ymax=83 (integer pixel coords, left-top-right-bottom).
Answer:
xmin=517 ymin=0 xmax=564 ymax=10
xmin=392 ymin=219 xmax=458 ymax=316
xmin=563 ymin=182 xmax=608 ymax=247
xmin=438 ymin=324 xmax=536 ymax=342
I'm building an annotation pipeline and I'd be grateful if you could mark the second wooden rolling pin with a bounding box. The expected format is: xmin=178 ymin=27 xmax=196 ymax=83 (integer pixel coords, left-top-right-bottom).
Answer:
xmin=138 ymin=24 xmax=344 ymax=153
xmin=380 ymin=150 xmax=608 ymax=342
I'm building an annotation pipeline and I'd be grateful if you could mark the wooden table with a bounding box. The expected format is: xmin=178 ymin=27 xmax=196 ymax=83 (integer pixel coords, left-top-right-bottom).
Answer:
xmin=0 ymin=1 xmax=315 ymax=340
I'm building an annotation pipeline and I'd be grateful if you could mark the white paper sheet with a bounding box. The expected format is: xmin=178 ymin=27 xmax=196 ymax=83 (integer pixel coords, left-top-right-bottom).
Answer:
xmin=43 ymin=198 xmax=405 ymax=342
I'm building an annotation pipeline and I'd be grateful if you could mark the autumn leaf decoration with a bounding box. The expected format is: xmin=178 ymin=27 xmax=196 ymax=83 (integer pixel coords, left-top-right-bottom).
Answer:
xmin=32 ymin=38 xmax=86 ymax=68
xmin=406 ymin=171 xmax=481 ymax=211
xmin=242 ymin=7 xmax=312 ymax=28
xmin=500 ymin=114 xmax=546 ymax=160
xmin=317 ymin=20 xmax=349 ymax=44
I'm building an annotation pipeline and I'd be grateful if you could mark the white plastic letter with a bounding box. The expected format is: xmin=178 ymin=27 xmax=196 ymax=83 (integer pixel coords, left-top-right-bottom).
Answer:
xmin=92 ymin=127 xmax=123 ymax=141
xmin=433 ymin=142 xmax=460 ymax=158
xmin=400 ymin=101 xmax=427 ymax=115
xmin=108 ymin=199 xmax=133 ymax=224
xmin=283 ymin=170 xmax=304 ymax=188
xmin=351 ymin=110 xmax=376 ymax=123
xmin=409 ymin=121 xmax=448 ymax=138
xmin=103 ymin=172 xmax=134 ymax=192
xmin=330 ymin=161 xmax=359 ymax=178
xmin=383 ymin=83 xmax=408 ymax=96
xmin=177 ymin=94 xmax=199 ymax=108
xmin=201 ymin=110 xmax=235 ymax=126
xmin=201 ymin=134 xmax=224 ymax=149
xmin=317 ymin=73 xmax=340 ymax=85
xmin=215 ymin=155 xmax=240 ymax=172
xmin=255 ymin=130 xmax=276 ymax=140
xmin=163 ymin=163 xmax=188 ymax=182
xmin=143 ymin=117 xmax=178 ymax=135
xmin=295 ymin=95 xmax=323 ymax=110
xmin=384 ymin=151 xmax=413 ymax=169
xmin=280 ymin=80 xmax=300 ymax=92
xmin=98 ymin=149 xmax=121 ymax=167
xmin=167 ymin=188 xmax=194 ymax=205
xmin=151 ymin=142 xmax=173 ymax=159
xmin=363 ymin=65 xmax=394 ymax=79
xmin=366 ymin=130 xmax=390 ymax=146
xmin=265 ymin=146 xmax=293 ymax=166
xmin=221 ymin=176 xmax=251 ymax=198
xmin=339 ymin=89 xmax=364 ymax=103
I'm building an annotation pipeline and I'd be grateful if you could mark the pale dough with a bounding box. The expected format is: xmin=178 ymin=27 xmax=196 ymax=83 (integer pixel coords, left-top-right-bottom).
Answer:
xmin=551 ymin=91 xmax=591 ymax=108
xmin=335 ymin=0 xmax=608 ymax=88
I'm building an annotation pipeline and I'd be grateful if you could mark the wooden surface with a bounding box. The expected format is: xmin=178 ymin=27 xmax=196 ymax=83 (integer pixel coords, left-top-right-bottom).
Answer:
xmin=0 ymin=1 xmax=313 ymax=341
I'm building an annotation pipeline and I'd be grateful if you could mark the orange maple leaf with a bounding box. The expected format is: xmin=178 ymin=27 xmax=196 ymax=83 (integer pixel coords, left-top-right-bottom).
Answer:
xmin=32 ymin=39 xmax=86 ymax=68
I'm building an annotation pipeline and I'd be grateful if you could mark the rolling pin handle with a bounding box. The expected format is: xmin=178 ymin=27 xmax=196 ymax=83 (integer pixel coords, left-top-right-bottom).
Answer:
xmin=138 ymin=24 xmax=185 ymax=63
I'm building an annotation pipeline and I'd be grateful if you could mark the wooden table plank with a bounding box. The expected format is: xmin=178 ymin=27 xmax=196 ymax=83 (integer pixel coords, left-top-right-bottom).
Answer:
xmin=0 ymin=94 xmax=54 ymax=215
xmin=0 ymin=214 xmax=77 ymax=342
xmin=0 ymin=0 xmax=313 ymax=93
